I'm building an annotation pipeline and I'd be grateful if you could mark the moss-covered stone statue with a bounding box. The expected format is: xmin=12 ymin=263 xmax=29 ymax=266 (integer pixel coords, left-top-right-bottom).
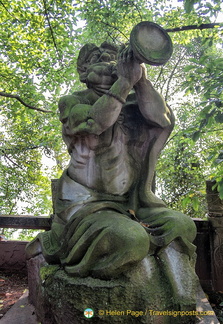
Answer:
xmin=26 ymin=22 xmax=204 ymax=324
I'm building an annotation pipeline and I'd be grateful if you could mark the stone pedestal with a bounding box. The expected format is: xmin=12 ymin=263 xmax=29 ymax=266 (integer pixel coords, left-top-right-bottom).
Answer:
xmin=27 ymin=243 xmax=217 ymax=324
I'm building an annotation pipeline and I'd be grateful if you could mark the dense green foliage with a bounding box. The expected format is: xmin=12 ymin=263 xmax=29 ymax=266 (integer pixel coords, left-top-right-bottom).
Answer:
xmin=0 ymin=0 xmax=223 ymax=234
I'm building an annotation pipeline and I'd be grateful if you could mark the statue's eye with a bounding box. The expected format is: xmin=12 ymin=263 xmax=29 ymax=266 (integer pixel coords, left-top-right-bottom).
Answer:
xmin=90 ymin=54 xmax=99 ymax=64
xmin=99 ymin=52 xmax=111 ymax=62
xmin=110 ymin=54 xmax=116 ymax=61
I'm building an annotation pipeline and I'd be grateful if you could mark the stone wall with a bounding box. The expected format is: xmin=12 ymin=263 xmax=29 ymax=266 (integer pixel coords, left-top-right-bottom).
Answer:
xmin=0 ymin=241 xmax=28 ymax=271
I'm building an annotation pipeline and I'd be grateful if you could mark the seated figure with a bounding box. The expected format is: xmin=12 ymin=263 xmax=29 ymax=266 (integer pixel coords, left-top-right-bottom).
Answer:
xmin=26 ymin=41 xmax=196 ymax=280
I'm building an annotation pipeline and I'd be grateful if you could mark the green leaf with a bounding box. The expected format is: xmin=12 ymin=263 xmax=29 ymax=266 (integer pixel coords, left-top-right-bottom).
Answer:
xmin=184 ymin=65 xmax=196 ymax=72
xmin=217 ymin=180 xmax=223 ymax=200
xmin=192 ymin=131 xmax=201 ymax=142
xmin=215 ymin=112 xmax=223 ymax=123
xmin=182 ymin=196 xmax=191 ymax=208
xmin=192 ymin=197 xmax=199 ymax=212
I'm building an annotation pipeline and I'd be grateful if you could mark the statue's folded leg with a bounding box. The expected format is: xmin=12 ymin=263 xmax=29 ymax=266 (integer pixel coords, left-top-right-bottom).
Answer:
xmin=136 ymin=207 xmax=198 ymax=308
xmin=61 ymin=210 xmax=150 ymax=279
xmin=137 ymin=207 xmax=197 ymax=257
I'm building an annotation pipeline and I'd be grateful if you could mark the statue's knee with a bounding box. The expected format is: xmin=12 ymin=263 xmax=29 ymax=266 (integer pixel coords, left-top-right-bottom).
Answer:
xmin=113 ymin=221 xmax=150 ymax=260
xmin=173 ymin=210 xmax=197 ymax=242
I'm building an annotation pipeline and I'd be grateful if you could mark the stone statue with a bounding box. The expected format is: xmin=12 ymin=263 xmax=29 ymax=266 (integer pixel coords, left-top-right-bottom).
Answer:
xmin=25 ymin=23 xmax=215 ymax=324
xmin=26 ymin=22 xmax=196 ymax=280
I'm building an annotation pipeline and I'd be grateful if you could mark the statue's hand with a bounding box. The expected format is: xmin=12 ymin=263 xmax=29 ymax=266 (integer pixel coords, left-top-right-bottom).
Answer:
xmin=147 ymin=215 xmax=183 ymax=247
xmin=138 ymin=208 xmax=196 ymax=248
xmin=117 ymin=46 xmax=142 ymax=87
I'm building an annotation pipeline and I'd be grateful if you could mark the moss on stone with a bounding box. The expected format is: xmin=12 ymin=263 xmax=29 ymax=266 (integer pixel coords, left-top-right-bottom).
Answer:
xmin=40 ymin=264 xmax=60 ymax=281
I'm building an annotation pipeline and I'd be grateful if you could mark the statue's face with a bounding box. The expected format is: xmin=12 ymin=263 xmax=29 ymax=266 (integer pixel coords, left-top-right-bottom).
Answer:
xmin=85 ymin=47 xmax=118 ymax=92
xmin=88 ymin=47 xmax=117 ymax=64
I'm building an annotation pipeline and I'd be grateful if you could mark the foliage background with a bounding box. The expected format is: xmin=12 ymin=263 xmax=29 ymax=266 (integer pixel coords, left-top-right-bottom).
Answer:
xmin=0 ymin=0 xmax=223 ymax=238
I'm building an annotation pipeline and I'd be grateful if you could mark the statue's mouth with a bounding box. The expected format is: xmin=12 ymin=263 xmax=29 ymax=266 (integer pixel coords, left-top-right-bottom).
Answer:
xmin=95 ymin=84 xmax=112 ymax=91
xmin=86 ymin=81 xmax=115 ymax=96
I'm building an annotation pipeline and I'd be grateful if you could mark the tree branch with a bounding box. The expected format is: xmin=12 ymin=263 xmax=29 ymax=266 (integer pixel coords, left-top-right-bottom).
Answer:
xmin=165 ymin=127 xmax=223 ymax=147
xmin=0 ymin=91 xmax=53 ymax=113
xmin=0 ymin=0 xmax=20 ymax=21
xmin=99 ymin=20 xmax=129 ymax=41
xmin=0 ymin=145 xmax=45 ymax=154
xmin=165 ymin=49 xmax=186 ymax=101
xmin=166 ymin=23 xmax=223 ymax=33
xmin=2 ymin=153 xmax=22 ymax=169
xmin=42 ymin=0 xmax=63 ymax=66
xmin=154 ymin=66 xmax=164 ymax=88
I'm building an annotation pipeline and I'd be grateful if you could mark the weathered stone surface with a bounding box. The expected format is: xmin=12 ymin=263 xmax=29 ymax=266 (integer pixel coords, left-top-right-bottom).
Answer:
xmin=0 ymin=241 xmax=28 ymax=271
xmin=130 ymin=21 xmax=173 ymax=65
xmin=29 ymin=245 xmax=203 ymax=324
xmin=27 ymin=254 xmax=47 ymax=306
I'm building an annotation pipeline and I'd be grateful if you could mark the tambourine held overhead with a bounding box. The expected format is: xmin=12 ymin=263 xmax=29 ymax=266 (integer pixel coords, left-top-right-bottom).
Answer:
xmin=130 ymin=21 xmax=173 ymax=66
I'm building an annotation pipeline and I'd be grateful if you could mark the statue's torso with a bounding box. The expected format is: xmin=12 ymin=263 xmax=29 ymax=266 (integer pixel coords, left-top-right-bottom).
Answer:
xmin=67 ymin=103 xmax=150 ymax=195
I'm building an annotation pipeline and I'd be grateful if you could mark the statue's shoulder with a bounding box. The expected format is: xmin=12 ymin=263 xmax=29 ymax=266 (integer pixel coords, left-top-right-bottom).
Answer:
xmin=58 ymin=90 xmax=92 ymax=122
xmin=71 ymin=89 xmax=92 ymax=104
xmin=59 ymin=89 xmax=91 ymax=104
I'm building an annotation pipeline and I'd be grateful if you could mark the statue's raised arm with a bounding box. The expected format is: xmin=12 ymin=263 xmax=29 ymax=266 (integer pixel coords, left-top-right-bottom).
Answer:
xmin=59 ymin=43 xmax=143 ymax=137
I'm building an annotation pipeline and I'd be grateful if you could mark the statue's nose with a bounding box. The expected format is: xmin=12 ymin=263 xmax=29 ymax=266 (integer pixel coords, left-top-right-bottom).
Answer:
xmin=75 ymin=137 xmax=90 ymax=158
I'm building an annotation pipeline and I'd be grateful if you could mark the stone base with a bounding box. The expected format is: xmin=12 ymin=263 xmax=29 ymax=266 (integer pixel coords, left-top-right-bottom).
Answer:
xmin=27 ymin=246 xmax=218 ymax=324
